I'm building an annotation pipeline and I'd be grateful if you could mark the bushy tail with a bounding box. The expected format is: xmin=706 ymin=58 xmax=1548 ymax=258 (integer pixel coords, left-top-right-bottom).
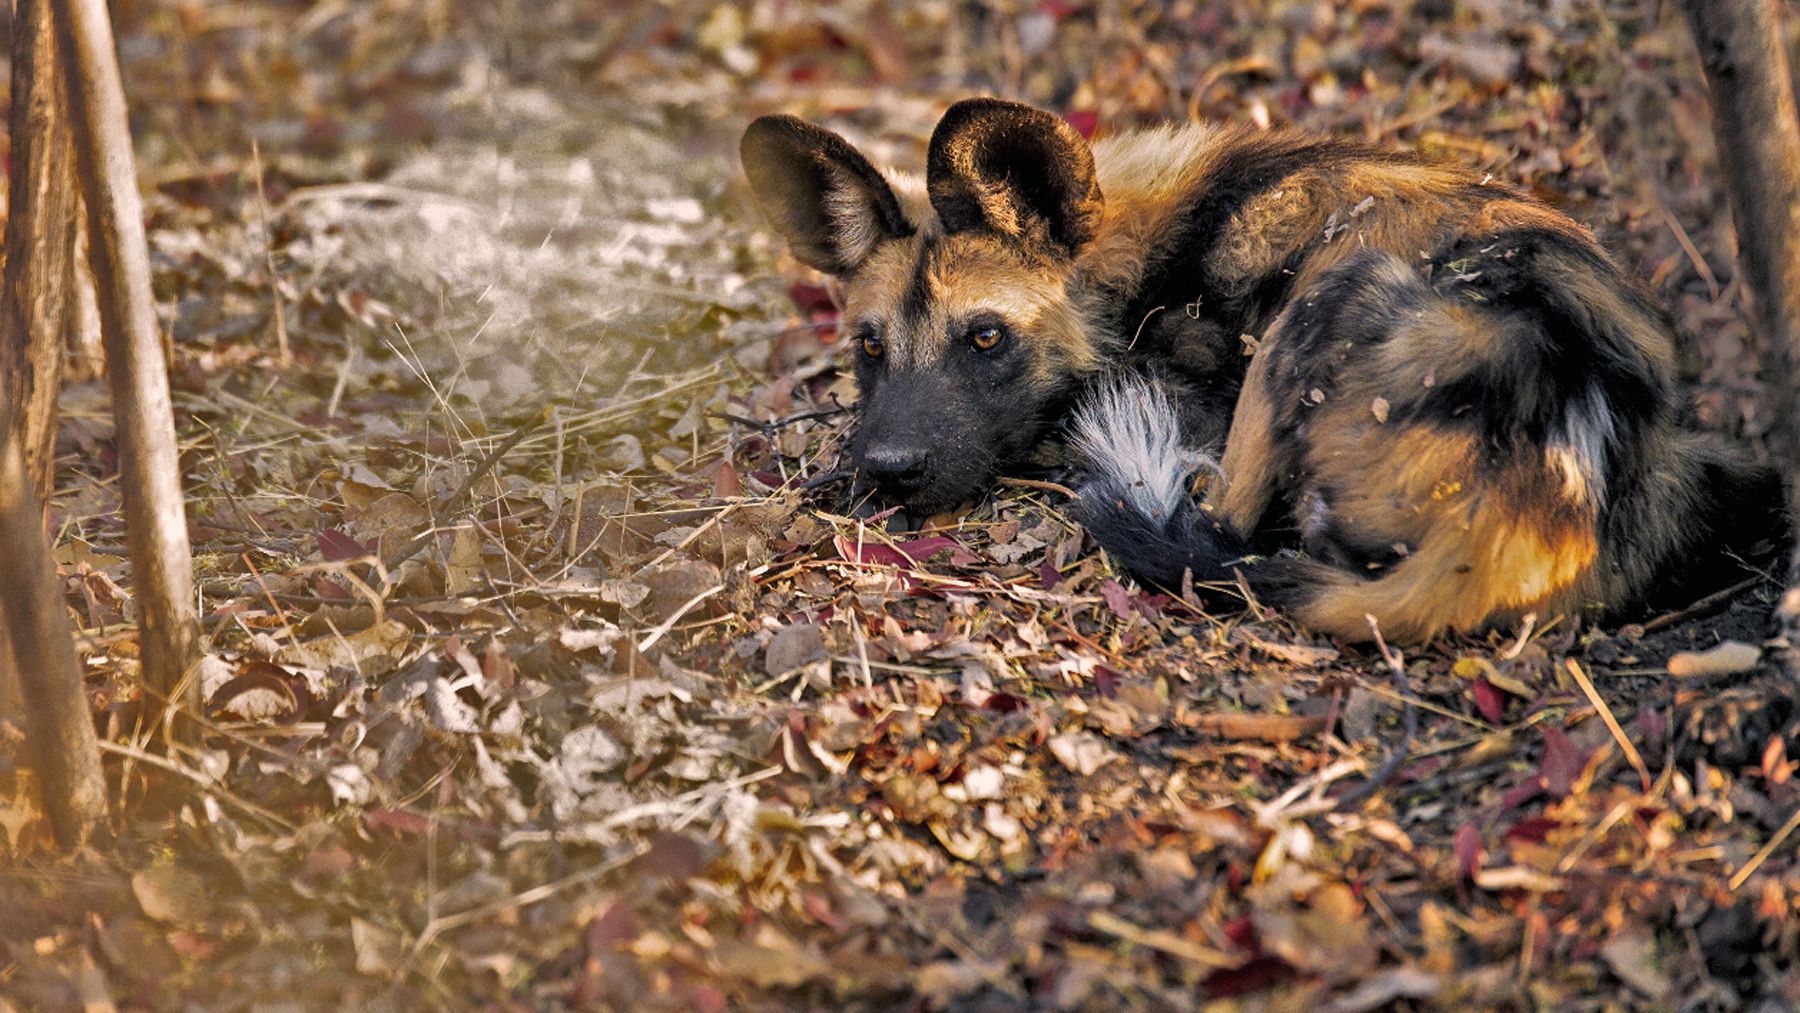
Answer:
xmin=1069 ymin=375 xmax=1251 ymax=591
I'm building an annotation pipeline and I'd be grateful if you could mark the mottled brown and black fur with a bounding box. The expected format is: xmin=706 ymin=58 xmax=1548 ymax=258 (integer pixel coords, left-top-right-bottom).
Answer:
xmin=741 ymin=98 xmax=1780 ymax=642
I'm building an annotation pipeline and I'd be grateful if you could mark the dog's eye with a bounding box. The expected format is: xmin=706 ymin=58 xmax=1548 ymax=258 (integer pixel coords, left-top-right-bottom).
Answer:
xmin=860 ymin=332 xmax=885 ymax=359
xmin=968 ymin=324 xmax=1005 ymax=351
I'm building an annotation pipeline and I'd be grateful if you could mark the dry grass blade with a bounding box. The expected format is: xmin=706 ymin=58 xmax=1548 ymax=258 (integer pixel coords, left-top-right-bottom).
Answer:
xmin=1335 ymin=616 xmax=1420 ymax=810
xmin=1086 ymin=909 xmax=1240 ymax=969
xmin=1564 ymin=658 xmax=1651 ymax=791
xmin=411 ymin=841 xmax=650 ymax=954
xmin=1729 ymin=804 xmax=1800 ymax=890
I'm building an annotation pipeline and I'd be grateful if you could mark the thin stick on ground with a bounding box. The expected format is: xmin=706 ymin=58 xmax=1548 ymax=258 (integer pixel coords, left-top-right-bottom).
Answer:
xmin=1564 ymin=658 xmax=1651 ymax=792
xmin=1729 ymin=803 xmax=1800 ymax=891
xmin=250 ymin=139 xmax=291 ymax=367
xmin=55 ymin=0 xmax=202 ymax=738
xmin=1335 ymin=615 xmax=1420 ymax=810
xmin=382 ymin=410 xmax=548 ymax=571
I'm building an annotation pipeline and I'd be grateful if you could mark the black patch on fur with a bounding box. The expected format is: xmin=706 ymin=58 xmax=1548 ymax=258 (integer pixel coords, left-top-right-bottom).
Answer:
xmin=1258 ymin=249 xmax=1439 ymax=442
xmin=852 ymin=329 xmax=1070 ymax=514
xmin=1403 ymin=227 xmax=1668 ymax=457
xmin=898 ymin=236 xmax=936 ymax=327
xmin=1073 ymin=478 xmax=1251 ymax=591
xmin=1120 ymin=136 xmax=1412 ymax=343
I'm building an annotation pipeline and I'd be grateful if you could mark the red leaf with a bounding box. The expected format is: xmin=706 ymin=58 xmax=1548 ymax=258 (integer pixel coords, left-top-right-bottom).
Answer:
xmin=1472 ymin=676 xmax=1506 ymax=723
xmin=1502 ymin=816 xmax=1559 ymax=845
xmin=1064 ymin=108 xmax=1099 ymax=138
xmin=1132 ymin=593 xmax=1170 ymax=620
xmin=714 ymin=460 xmax=743 ymax=498
xmin=585 ymin=902 xmax=639 ymax=951
xmin=834 ymin=533 xmax=964 ymax=568
xmin=312 ymin=576 xmax=352 ymax=600
xmin=1094 ymin=665 xmax=1121 ymax=698
xmin=749 ymin=470 xmax=788 ymax=490
xmin=1100 ymin=579 xmax=1133 ymax=620
xmin=982 ymin=691 xmax=1026 ymax=713
xmin=1454 ymin=822 xmax=1484 ymax=882
xmin=1039 ymin=557 xmax=1062 ymax=589
xmin=1500 ymin=777 xmax=1544 ymax=811
xmin=1538 ymin=726 xmax=1587 ymax=797
xmin=1221 ymin=914 xmax=1258 ymax=950
xmin=318 ymin=528 xmax=368 ymax=562
xmin=1202 ymin=957 xmax=1293 ymax=1000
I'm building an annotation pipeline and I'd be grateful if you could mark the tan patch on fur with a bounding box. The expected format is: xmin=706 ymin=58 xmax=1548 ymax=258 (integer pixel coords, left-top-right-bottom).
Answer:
xmin=883 ymin=169 xmax=934 ymax=228
xmin=1468 ymin=199 xmax=1589 ymax=238
xmin=1292 ymin=488 xmax=1598 ymax=642
xmin=840 ymin=231 xmax=1097 ymax=387
xmin=1207 ymin=348 xmax=1281 ymax=531
xmin=1077 ymin=123 xmax=1250 ymax=296
xmin=1289 ymin=414 xmax=1599 ymax=641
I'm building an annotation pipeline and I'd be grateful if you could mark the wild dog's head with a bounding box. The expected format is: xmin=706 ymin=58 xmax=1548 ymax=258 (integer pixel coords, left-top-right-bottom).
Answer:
xmin=741 ymin=98 xmax=1106 ymax=514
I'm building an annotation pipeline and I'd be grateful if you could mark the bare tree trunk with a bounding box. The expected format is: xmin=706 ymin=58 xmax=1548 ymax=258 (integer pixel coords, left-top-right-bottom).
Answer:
xmin=53 ymin=0 xmax=200 ymax=735
xmin=0 ymin=0 xmax=80 ymax=728
xmin=3 ymin=0 xmax=77 ymax=499
xmin=0 ymin=406 xmax=107 ymax=847
xmin=1680 ymin=0 xmax=1800 ymax=667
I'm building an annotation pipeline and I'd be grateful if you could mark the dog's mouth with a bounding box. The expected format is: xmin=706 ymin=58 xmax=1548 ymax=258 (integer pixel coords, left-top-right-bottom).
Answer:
xmin=860 ymin=475 xmax=978 ymax=518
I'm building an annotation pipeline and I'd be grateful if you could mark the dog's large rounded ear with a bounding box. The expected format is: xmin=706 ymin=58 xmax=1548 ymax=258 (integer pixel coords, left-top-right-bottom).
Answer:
xmin=741 ymin=115 xmax=913 ymax=276
xmin=926 ymin=98 xmax=1103 ymax=254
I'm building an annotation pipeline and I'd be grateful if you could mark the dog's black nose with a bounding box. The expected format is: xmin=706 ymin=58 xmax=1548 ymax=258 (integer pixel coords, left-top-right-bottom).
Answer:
xmin=861 ymin=443 xmax=929 ymax=491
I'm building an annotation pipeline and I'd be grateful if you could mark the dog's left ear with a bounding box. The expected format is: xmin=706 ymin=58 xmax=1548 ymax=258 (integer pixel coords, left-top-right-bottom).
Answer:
xmin=926 ymin=98 xmax=1103 ymax=254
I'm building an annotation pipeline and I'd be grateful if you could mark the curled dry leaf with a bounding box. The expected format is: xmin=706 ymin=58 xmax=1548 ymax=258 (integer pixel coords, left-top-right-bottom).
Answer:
xmin=207 ymin=662 xmax=309 ymax=723
xmin=1667 ymin=640 xmax=1761 ymax=678
xmin=1048 ymin=731 xmax=1116 ymax=776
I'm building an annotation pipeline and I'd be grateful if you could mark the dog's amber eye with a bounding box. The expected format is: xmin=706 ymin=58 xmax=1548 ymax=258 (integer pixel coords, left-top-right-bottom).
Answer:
xmin=860 ymin=333 xmax=884 ymax=358
xmin=969 ymin=324 xmax=1005 ymax=351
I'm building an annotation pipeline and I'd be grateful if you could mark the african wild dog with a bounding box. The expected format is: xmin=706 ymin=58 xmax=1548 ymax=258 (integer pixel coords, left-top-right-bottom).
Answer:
xmin=740 ymin=98 xmax=1779 ymax=643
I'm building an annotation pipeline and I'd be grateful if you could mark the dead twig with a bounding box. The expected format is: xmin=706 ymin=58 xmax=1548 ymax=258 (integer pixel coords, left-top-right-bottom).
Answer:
xmin=712 ymin=404 xmax=850 ymax=436
xmin=383 ymin=410 xmax=548 ymax=570
xmin=1335 ymin=615 xmax=1420 ymax=810
xmin=1640 ymin=574 xmax=1765 ymax=633
xmin=1730 ymin=803 xmax=1800 ymax=890
xmin=1564 ymin=658 xmax=1652 ymax=791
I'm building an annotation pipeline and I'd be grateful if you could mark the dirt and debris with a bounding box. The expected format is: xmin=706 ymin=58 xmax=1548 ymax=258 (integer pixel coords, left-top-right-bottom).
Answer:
xmin=3 ymin=1 xmax=1800 ymax=1009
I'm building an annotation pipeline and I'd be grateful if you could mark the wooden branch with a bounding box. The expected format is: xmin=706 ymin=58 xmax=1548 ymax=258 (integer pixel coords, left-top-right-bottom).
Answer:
xmin=0 ymin=411 xmax=107 ymax=846
xmin=54 ymin=0 xmax=201 ymax=734
xmin=1680 ymin=0 xmax=1800 ymax=660
xmin=0 ymin=0 xmax=77 ymax=759
xmin=2 ymin=0 xmax=77 ymax=497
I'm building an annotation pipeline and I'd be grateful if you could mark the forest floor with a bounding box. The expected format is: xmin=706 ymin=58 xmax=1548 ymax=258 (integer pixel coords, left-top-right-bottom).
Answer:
xmin=4 ymin=1 xmax=1800 ymax=1009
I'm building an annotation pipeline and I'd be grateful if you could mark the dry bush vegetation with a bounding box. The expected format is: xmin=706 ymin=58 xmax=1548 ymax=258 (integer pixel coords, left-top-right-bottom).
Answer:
xmin=1 ymin=0 xmax=1798 ymax=1008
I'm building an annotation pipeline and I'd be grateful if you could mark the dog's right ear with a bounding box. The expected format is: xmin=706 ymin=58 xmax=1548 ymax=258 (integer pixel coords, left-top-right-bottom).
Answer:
xmin=741 ymin=115 xmax=913 ymax=275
